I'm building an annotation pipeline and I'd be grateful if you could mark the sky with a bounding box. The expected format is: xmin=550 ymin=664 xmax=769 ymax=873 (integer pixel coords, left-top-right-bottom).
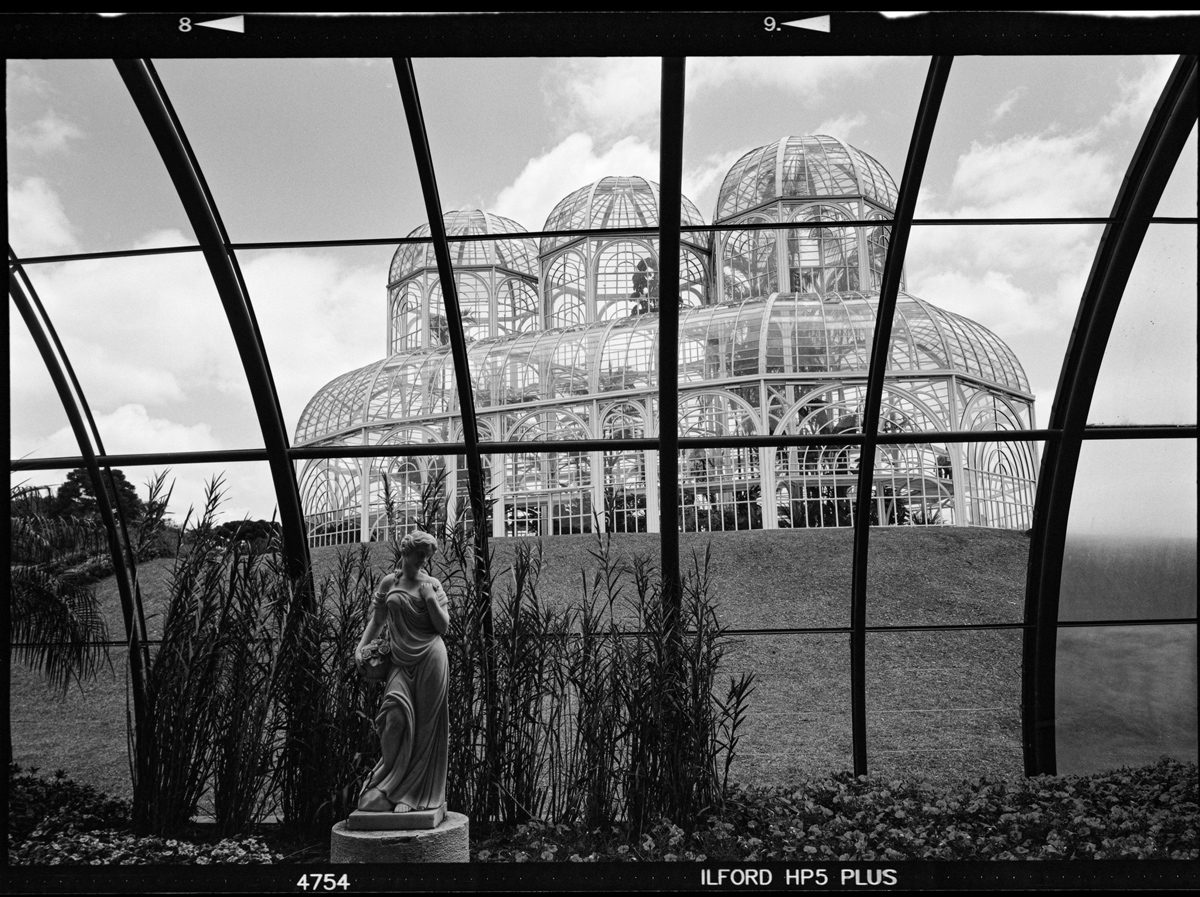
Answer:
xmin=7 ymin=49 xmax=1197 ymax=537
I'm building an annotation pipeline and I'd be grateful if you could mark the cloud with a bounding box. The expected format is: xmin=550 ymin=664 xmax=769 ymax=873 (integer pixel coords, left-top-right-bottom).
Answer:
xmin=491 ymin=133 xmax=660 ymax=229
xmin=682 ymin=150 xmax=746 ymax=221
xmin=549 ymin=58 xmax=661 ymax=136
xmin=944 ymin=132 xmax=1117 ymax=218
xmin=7 ymin=109 xmax=84 ymax=154
xmin=810 ymin=113 xmax=867 ymax=143
xmin=8 ymin=177 xmax=78 ymax=256
xmin=989 ymin=88 xmax=1025 ymax=124
xmin=909 ymin=269 xmax=1049 ymax=337
xmin=239 ymin=249 xmax=382 ymax=433
xmin=687 ymin=56 xmax=898 ymax=99
xmin=550 ymin=56 xmax=908 ymax=137
xmin=1101 ymin=55 xmax=1178 ymax=129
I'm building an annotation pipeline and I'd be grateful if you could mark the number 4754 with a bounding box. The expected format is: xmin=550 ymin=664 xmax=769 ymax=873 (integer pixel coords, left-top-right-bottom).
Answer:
xmin=297 ymin=874 xmax=350 ymax=891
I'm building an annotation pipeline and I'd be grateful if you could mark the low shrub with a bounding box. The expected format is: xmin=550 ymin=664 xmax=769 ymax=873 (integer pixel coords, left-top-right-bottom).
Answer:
xmin=8 ymin=764 xmax=282 ymax=865
xmin=471 ymin=758 xmax=1199 ymax=862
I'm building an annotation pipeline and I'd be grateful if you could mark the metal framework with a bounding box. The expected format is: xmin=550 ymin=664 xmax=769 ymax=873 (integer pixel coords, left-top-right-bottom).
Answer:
xmin=8 ymin=52 xmax=1197 ymax=779
xmin=294 ymin=125 xmax=1038 ymax=549
xmin=1022 ymin=54 xmax=1199 ymax=775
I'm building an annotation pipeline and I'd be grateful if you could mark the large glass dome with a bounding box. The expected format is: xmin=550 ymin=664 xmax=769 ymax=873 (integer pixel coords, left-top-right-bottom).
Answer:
xmin=297 ymin=141 xmax=1033 ymax=544
xmin=715 ymin=135 xmax=899 ymax=222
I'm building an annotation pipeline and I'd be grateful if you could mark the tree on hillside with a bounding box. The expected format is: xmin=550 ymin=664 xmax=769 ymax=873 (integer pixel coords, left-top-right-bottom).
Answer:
xmin=52 ymin=467 xmax=146 ymax=522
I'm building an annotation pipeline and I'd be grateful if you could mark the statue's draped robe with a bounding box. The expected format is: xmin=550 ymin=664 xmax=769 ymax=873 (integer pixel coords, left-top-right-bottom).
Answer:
xmin=360 ymin=586 xmax=448 ymax=810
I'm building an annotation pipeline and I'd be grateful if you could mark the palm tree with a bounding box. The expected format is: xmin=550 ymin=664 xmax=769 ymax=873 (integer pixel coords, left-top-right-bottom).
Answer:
xmin=9 ymin=486 xmax=111 ymax=694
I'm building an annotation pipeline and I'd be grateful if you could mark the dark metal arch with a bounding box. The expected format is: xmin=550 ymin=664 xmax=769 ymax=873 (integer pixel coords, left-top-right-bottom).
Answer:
xmin=1022 ymin=54 xmax=1199 ymax=776
xmin=114 ymin=59 xmax=311 ymax=581
xmin=9 ymin=263 xmax=151 ymax=731
xmin=849 ymin=57 xmax=953 ymax=776
xmin=658 ymin=57 xmax=686 ymax=607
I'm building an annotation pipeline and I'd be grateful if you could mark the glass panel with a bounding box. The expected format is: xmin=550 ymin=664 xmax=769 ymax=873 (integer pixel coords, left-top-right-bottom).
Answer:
xmin=491 ymin=447 xmax=594 ymax=539
xmin=684 ymin=56 xmax=925 ymax=225
xmin=866 ymin=440 xmax=1042 ymax=627
xmin=680 ymin=517 xmax=852 ymax=631
xmin=917 ymin=56 xmax=1175 ymax=219
xmin=1089 ymin=225 xmax=1197 ymax=426
xmin=11 ymin=647 xmax=132 ymax=798
xmin=239 ymin=245 xmax=395 ymax=438
xmin=904 ymin=223 xmax=1105 ymax=427
xmin=721 ymin=633 xmax=853 ymax=784
xmin=1056 ymin=624 xmax=1197 ymax=776
xmin=1060 ymin=439 xmax=1197 ymax=622
xmin=866 ymin=630 xmax=1023 ymax=782
xmin=154 ymin=59 xmax=425 ymax=243
xmin=7 ymin=60 xmax=199 ymax=258
xmin=12 ymin=458 xmax=292 ymax=800
xmin=1154 ymin=123 xmax=1197 ymax=218
xmin=8 ymin=302 xmax=77 ymax=462
xmin=119 ymin=460 xmax=278 ymax=543
xmin=415 ymin=57 xmax=656 ymax=236
xmin=27 ymin=255 xmax=264 ymax=454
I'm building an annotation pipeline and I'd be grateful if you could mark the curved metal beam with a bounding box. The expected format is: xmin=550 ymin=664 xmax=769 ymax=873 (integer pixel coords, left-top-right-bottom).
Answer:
xmin=9 ymin=264 xmax=150 ymax=731
xmin=392 ymin=57 xmax=498 ymax=816
xmin=9 ymin=250 xmax=152 ymax=677
xmin=658 ymin=57 xmax=686 ymax=608
xmin=1022 ymin=55 xmax=1198 ymax=776
xmin=114 ymin=59 xmax=311 ymax=581
xmin=849 ymin=57 xmax=953 ymax=776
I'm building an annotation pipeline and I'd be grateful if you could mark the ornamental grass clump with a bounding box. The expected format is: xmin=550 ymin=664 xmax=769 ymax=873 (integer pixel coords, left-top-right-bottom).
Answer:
xmin=439 ymin=510 xmax=754 ymax=835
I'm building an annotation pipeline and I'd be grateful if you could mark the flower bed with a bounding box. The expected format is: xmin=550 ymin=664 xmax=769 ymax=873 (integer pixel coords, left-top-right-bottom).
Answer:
xmin=471 ymin=758 xmax=1199 ymax=862
xmin=10 ymin=759 xmax=1197 ymax=864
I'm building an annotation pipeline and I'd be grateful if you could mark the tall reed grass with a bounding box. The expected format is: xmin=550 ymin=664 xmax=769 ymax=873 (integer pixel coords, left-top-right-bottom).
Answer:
xmin=127 ymin=478 xmax=753 ymax=839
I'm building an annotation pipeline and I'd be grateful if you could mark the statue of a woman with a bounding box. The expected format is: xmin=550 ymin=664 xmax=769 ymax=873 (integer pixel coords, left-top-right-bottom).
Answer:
xmin=355 ymin=530 xmax=449 ymax=813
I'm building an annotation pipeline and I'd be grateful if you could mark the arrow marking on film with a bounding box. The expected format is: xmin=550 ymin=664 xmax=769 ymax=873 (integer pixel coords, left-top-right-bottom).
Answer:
xmin=197 ymin=15 xmax=245 ymax=33
xmin=782 ymin=16 xmax=830 ymax=33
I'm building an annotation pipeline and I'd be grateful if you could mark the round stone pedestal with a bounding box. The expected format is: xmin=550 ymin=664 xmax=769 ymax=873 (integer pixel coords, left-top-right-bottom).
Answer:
xmin=330 ymin=813 xmax=469 ymax=863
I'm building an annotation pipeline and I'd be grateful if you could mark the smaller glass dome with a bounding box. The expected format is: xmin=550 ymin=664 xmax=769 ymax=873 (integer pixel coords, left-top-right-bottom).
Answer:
xmin=540 ymin=176 xmax=709 ymax=255
xmin=389 ymin=210 xmax=539 ymax=286
xmin=715 ymin=135 xmax=899 ymax=222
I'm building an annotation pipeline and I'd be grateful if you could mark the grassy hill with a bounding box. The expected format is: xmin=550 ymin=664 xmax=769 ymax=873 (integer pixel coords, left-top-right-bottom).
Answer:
xmin=9 ymin=526 xmax=1044 ymax=798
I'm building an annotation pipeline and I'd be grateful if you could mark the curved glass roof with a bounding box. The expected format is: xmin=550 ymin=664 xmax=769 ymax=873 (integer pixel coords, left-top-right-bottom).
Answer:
xmin=540 ymin=176 xmax=709 ymax=254
xmin=296 ymin=290 xmax=1030 ymax=443
xmin=389 ymin=209 xmax=539 ymax=286
xmin=716 ymin=135 xmax=899 ymax=222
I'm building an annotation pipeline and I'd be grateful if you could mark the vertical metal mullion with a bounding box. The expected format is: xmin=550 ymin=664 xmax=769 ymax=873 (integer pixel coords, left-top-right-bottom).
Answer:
xmin=115 ymin=59 xmax=311 ymax=583
xmin=849 ymin=57 xmax=953 ymax=777
xmin=658 ymin=57 xmax=686 ymax=610
xmin=1022 ymin=55 xmax=1198 ymax=776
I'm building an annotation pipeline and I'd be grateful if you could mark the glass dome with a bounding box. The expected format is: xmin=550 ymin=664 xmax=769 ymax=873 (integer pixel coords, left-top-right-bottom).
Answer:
xmin=715 ymin=135 xmax=899 ymax=221
xmin=388 ymin=209 xmax=539 ymax=286
xmin=540 ymin=176 xmax=709 ymax=255
xmin=388 ymin=209 xmax=541 ymax=352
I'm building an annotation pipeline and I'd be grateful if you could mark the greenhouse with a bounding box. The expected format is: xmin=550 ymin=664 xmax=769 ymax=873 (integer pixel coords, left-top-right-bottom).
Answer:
xmin=296 ymin=139 xmax=1038 ymax=544
xmin=6 ymin=20 xmax=1197 ymax=881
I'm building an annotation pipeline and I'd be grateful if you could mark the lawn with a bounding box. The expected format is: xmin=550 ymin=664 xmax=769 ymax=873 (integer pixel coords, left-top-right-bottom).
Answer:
xmin=9 ymin=526 xmax=1191 ymax=799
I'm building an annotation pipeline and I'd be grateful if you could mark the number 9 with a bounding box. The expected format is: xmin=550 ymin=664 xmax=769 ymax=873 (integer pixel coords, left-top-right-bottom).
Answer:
xmin=763 ymin=16 xmax=776 ymax=31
